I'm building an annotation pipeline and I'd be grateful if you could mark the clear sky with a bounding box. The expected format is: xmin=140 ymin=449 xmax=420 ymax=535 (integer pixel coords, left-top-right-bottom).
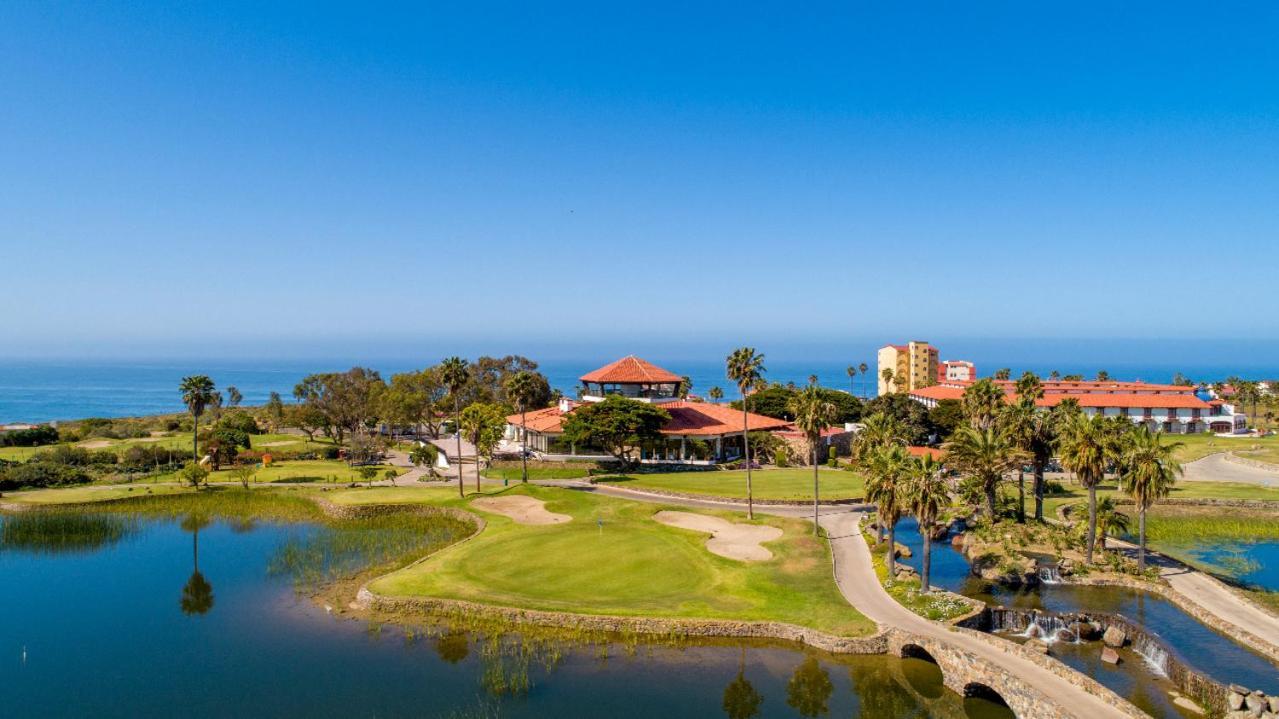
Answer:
xmin=3 ymin=2 xmax=1278 ymax=360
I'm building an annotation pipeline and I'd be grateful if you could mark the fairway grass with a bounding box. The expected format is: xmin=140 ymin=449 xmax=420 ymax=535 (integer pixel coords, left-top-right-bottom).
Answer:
xmin=1171 ymin=433 xmax=1279 ymax=463
xmin=369 ymin=485 xmax=874 ymax=636
xmin=595 ymin=468 xmax=864 ymax=501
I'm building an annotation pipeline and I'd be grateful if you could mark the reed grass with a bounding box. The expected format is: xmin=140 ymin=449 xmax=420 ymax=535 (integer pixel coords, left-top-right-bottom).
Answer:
xmin=0 ymin=512 xmax=138 ymax=555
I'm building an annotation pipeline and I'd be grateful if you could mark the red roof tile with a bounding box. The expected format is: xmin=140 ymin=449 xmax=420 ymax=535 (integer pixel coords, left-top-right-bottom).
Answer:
xmin=505 ymin=399 xmax=790 ymax=437
xmin=909 ymin=384 xmax=1212 ymax=410
xmin=580 ymin=356 xmax=683 ymax=384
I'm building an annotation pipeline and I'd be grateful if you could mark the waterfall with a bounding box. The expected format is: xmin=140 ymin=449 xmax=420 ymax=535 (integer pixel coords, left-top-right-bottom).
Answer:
xmin=1134 ymin=634 xmax=1171 ymax=677
xmin=1038 ymin=565 xmax=1062 ymax=584
xmin=991 ymin=610 xmax=1079 ymax=644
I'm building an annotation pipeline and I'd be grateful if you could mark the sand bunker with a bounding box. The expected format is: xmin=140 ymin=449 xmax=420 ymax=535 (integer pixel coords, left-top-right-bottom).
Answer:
xmin=257 ymin=440 xmax=298 ymax=447
xmin=653 ymin=510 xmax=783 ymax=562
xmin=78 ymin=440 xmax=113 ymax=449
xmin=471 ymin=496 xmax=571 ymax=525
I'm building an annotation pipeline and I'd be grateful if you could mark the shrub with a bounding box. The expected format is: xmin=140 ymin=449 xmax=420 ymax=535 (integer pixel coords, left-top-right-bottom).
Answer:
xmin=0 ymin=425 xmax=60 ymax=447
xmin=827 ymin=445 xmax=839 ymax=467
xmin=774 ymin=448 xmax=788 ymax=467
xmin=217 ymin=410 xmax=261 ymax=435
xmin=0 ymin=462 xmax=91 ymax=490
xmin=177 ymin=463 xmax=209 ymax=488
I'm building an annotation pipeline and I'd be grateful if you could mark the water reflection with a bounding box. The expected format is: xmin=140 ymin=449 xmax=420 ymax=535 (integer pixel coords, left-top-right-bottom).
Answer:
xmin=434 ymin=631 xmax=470 ymax=664
xmin=179 ymin=514 xmax=214 ymax=616
xmin=721 ymin=648 xmax=762 ymax=719
xmin=786 ymin=655 xmax=833 ymax=717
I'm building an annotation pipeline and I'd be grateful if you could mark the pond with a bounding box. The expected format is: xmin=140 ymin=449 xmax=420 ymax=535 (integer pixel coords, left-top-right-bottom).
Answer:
xmin=1162 ymin=539 xmax=1279 ymax=593
xmin=892 ymin=517 xmax=1279 ymax=719
xmin=0 ymin=510 xmax=1011 ymax=718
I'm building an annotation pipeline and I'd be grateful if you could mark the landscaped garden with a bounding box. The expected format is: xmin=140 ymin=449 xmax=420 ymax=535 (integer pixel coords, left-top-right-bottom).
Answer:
xmin=593 ymin=468 xmax=865 ymax=501
xmin=1167 ymin=432 xmax=1279 ymax=463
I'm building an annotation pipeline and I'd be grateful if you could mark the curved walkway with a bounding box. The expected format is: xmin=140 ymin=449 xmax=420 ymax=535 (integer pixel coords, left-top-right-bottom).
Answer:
xmin=1183 ymin=452 xmax=1279 ymax=486
xmin=565 ymin=482 xmax=1135 ymax=718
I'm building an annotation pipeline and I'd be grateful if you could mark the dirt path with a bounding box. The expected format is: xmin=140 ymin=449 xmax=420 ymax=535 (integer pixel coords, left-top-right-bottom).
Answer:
xmin=652 ymin=510 xmax=782 ymax=561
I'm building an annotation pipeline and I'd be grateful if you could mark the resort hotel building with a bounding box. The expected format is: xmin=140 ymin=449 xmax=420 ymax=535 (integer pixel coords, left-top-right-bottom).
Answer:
xmin=505 ymin=356 xmax=804 ymax=463
xmin=877 ymin=341 xmax=976 ymax=393
xmin=909 ymin=379 xmax=1248 ymax=434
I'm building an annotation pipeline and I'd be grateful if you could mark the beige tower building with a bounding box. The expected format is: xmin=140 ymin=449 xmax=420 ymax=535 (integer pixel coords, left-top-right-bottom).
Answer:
xmin=877 ymin=341 xmax=939 ymax=394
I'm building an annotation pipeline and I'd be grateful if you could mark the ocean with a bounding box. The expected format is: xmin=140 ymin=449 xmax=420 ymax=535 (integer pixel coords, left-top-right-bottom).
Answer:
xmin=0 ymin=354 xmax=1272 ymax=424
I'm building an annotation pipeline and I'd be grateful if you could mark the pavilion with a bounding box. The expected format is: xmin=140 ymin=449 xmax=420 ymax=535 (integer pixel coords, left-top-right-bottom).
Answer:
xmin=505 ymin=356 xmax=792 ymax=463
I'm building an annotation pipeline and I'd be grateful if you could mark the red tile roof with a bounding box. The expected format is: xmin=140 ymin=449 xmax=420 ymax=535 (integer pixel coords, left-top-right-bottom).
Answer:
xmin=909 ymin=384 xmax=1212 ymax=410
xmin=908 ymin=446 xmax=944 ymax=460
xmin=580 ymin=356 xmax=683 ymax=384
xmin=506 ymin=399 xmax=791 ymax=437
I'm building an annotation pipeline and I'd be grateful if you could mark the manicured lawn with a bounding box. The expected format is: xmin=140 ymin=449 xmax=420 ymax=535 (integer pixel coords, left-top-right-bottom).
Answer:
xmin=210 ymin=460 xmax=404 ymax=484
xmin=1 ymin=484 xmax=193 ymax=505
xmin=483 ymin=465 xmax=594 ymax=481
xmin=324 ymin=486 xmax=462 ymax=506
xmin=595 ymin=468 xmax=864 ymax=501
xmin=369 ymin=485 xmax=874 ymax=636
xmin=1042 ymin=480 xmax=1279 ymax=519
xmin=1169 ymin=433 xmax=1279 ymax=463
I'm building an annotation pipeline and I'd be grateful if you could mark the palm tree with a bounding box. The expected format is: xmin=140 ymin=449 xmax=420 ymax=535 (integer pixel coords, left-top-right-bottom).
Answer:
xmin=864 ymin=444 xmax=909 ymax=575
xmin=727 ymin=347 xmax=766 ymax=519
xmin=505 ymin=371 xmax=539 ymax=483
xmin=1095 ymin=496 xmax=1130 ymax=555
xmin=880 ymin=368 xmax=895 ymax=394
xmin=851 ymin=411 xmax=906 ymax=469
xmin=179 ymin=375 xmax=217 ymax=462
xmin=907 ymin=454 xmax=948 ymax=592
xmin=790 ymin=386 xmax=837 ymax=535
xmin=708 ymin=386 xmax=724 ymax=403
xmin=1119 ymin=427 xmax=1183 ymax=571
xmin=1057 ymin=413 xmax=1115 ymax=564
xmin=226 ymin=385 xmax=243 ymax=407
xmin=961 ymin=378 xmax=1006 ymax=431
xmin=846 ymin=366 xmax=857 ymax=395
xmin=439 ymin=357 xmax=470 ymax=498
xmin=943 ymin=425 xmax=1028 ymax=521
xmin=858 ymin=362 xmax=869 ymax=398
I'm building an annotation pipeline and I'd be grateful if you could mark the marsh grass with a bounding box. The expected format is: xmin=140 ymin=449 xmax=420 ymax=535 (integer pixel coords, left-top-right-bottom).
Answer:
xmin=269 ymin=512 xmax=472 ymax=589
xmin=1143 ymin=511 xmax=1279 ymax=544
xmin=0 ymin=512 xmax=139 ymax=554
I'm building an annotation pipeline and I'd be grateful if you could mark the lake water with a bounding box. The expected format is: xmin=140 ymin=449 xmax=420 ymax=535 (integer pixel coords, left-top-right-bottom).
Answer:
xmin=1176 ymin=540 xmax=1279 ymax=592
xmin=0 ymin=511 xmax=1013 ymax=718
xmin=892 ymin=518 xmax=1279 ymax=718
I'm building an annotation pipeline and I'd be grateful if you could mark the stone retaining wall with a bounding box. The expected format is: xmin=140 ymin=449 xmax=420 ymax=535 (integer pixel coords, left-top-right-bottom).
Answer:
xmin=354 ymin=589 xmax=889 ymax=654
xmin=1070 ymin=575 xmax=1279 ymax=665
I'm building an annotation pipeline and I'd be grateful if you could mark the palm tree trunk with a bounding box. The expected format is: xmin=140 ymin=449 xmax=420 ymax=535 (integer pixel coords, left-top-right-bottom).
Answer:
xmin=985 ymin=479 xmax=997 ymax=521
xmin=475 ymin=439 xmax=481 ymax=493
xmin=1138 ymin=506 xmax=1147 ymax=572
xmin=812 ymin=444 xmax=819 ymax=536
xmin=192 ymin=411 xmax=199 ymax=462
xmin=1086 ymin=483 xmax=1097 ymax=564
xmin=1033 ymin=460 xmax=1045 ymax=521
xmin=886 ymin=520 xmax=896 ymax=577
xmin=1017 ymin=470 xmax=1025 ymax=524
xmin=743 ymin=403 xmax=753 ymax=520
xmin=921 ymin=530 xmax=932 ymax=593
xmin=455 ymin=398 xmax=463 ymax=498
xmin=520 ymin=406 xmax=528 ymax=483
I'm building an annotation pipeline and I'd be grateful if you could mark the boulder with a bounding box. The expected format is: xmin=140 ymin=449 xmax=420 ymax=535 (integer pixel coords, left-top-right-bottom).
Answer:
xmin=1231 ymin=685 xmax=1252 ymax=696
xmin=1230 ymin=692 xmax=1246 ymax=711
xmin=1269 ymin=696 xmax=1279 ymax=713
xmin=894 ymin=543 xmax=913 ymax=559
xmin=1246 ymin=693 xmax=1267 ymax=714
xmin=894 ymin=565 xmax=918 ymax=581
xmin=1069 ymin=621 xmax=1100 ymax=641
xmin=1055 ymin=629 xmax=1078 ymax=643
xmin=1100 ymin=647 xmax=1120 ymax=664
xmin=1102 ymin=625 xmax=1127 ymax=648
xmin=1026 ymin=639 xmax=1050 ymax=654
xmin=951 ymin=533 xmax=966 ymax=548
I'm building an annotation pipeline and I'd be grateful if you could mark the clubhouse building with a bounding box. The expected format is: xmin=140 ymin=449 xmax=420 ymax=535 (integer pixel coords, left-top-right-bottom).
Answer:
xmin=505 ymin=356 xmax=793 ymax=463
xmin=909 ymin=379 xmax=1248 ymax=434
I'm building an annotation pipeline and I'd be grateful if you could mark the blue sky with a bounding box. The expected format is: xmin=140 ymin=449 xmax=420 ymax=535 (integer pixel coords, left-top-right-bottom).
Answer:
xmin=3 ymin=2 xmax=1279 ymax=360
